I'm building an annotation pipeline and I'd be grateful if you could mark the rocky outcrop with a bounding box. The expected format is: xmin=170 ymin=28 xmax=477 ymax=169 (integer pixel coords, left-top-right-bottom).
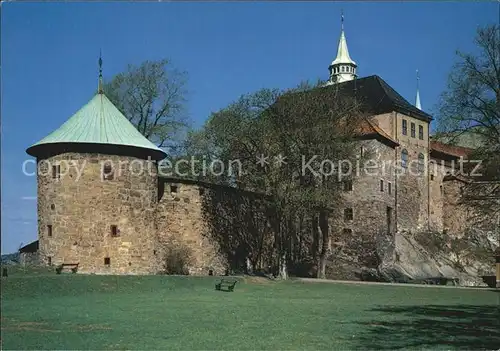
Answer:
xmin=327 ymin=230 xmax=498 ymax=287
xmin=377 ymin=230 xmax=497 ymax=286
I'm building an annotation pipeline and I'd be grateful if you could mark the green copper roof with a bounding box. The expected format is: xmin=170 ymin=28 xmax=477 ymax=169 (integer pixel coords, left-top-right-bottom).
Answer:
xmin=26 ymin=93 xmax=167 ymax=159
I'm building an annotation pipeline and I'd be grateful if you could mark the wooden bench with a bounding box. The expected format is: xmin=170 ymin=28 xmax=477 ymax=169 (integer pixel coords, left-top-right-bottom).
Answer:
xmin=215 ymin=278 xmax=237 ymax=292
xmin=55 ymin=263 xmax=79 ymax=274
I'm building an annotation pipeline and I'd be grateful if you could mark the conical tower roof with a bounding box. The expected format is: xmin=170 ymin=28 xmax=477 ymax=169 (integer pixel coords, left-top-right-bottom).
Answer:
xmin=27 ymin=55 xmax=166 ymax=160
xmin=26 ymin=92 xmax=167 ymax=160
xmin=331 ymin=29 xmax=356 ymax=66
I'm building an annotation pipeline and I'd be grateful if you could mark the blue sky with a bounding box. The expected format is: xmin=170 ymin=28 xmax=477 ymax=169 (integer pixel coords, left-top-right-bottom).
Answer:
xmin=1 ymin=2 xmax=497 ymax=254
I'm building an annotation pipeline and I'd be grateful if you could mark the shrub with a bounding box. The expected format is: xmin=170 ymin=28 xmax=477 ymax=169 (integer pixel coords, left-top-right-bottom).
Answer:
xmin=162 ymin=242 xmax=192 ymax=275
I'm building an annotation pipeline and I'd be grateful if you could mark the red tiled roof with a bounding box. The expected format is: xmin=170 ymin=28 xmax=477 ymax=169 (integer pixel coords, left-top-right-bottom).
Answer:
xmin=356 ymin=118 xmax=399 ymax=146
xmin=430 ymin=140 xmax=474 ymax=158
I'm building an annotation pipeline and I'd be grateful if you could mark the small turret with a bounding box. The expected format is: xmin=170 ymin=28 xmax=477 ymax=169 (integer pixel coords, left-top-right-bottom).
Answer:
xmin=326 ymin=11 xmax=357 ymax=85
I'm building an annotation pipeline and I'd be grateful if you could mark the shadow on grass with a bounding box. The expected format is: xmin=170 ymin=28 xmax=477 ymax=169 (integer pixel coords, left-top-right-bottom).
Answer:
xmin=353 ymin=301 xmax=500 ymax=350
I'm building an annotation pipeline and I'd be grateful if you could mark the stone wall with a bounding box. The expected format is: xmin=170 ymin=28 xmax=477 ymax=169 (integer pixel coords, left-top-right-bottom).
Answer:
xmin=428 ymin=157 xmax=456 ymax=232
xmin=329 ymin=139 xmax=396 ymax=267
xmin=156 ymin=178 xmax=228 ymax=275
xmin=394 ymin=113 xmax=430 ymax=233
xmin=37 ymin=153 xmax=161 ymax=274
xmin=442 ymin=177 xmax=467 ymax=235
xmin=19 ymin=252 xmax=39 ymax=266
xmin=369 ymin=112 xmax=431 ymax=233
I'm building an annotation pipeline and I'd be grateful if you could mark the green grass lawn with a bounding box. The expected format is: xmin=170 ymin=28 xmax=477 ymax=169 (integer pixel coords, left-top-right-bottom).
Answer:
xmin=1 ymin=266 xmax=499 ymax=350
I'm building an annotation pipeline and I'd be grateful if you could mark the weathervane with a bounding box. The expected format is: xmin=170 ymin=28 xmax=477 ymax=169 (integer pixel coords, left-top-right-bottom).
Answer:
xmin=341 ymin=9 xmax=344 ymax=31
xmin=98 ymin=49 xmax=103 ymax=94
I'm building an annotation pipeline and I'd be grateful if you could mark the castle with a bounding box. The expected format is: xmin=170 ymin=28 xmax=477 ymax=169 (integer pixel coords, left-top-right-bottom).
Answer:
xmin=24 ymin=17 xmax=480 ymax=275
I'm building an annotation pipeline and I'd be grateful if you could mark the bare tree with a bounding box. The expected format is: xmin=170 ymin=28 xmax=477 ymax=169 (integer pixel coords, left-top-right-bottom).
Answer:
xmin=437 ymin=24 xmax=499 ymax=147
xmin=103 ymin=59 xmax=189 ymax=152
xmin=437 ymin=24 xmax=500 ymax=223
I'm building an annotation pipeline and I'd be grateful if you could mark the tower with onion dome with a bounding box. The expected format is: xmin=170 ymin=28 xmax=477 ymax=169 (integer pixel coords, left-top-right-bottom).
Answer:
xmin=26 ymin=56 xmax=167 ymax=274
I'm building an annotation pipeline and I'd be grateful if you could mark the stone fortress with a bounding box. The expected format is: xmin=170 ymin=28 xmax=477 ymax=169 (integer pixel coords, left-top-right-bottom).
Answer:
xmin=24 ymin=17 xmax=487 ymax=276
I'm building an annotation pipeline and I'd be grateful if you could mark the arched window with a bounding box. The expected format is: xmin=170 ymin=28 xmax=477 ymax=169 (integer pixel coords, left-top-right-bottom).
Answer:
xmin=401 ymin=149 xmax=408 ymax=168
xmin=418 ymin=153 xmax=425 ymax=174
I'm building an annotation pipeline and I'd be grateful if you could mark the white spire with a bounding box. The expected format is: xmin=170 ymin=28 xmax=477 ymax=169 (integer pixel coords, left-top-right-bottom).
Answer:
xmin=326 ymin=11 xmax=357 ymax=85
xmin=415 ymin=69 xmax=422 ymax=110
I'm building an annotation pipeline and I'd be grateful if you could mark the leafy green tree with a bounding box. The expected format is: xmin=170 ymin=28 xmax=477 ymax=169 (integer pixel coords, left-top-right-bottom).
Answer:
xmin=197 ymin=81 xmax=365 ymax=278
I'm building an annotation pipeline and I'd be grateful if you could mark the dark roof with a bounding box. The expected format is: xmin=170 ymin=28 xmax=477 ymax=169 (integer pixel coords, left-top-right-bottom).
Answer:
xmin=430 ymin=140 xmax=474 ymax=159
xmin=323 ymin=75 xmax=433 ymax=122
xmin=19 ymin=240 xmax=39 ymax=253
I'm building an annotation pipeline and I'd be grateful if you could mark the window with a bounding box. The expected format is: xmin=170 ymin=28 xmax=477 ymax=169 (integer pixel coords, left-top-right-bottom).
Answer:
xmin=50 ymin=204 xmax=55 ymax=210
xmin=402 ymin=119 xmax=407 ymax=135
xmin=411 ymin=123 xmax=416 ymax=138
xmin=401 ymin=149 xmax=408 ymax=168
xmin=380 ymin=179 xmax=384 ymax=192
xmin=418 ymin=153 xmax=425 ymax=174
xmin=388 ymin=182 xmax=392 ymax=195
xmin=47 ymin=256 xmax=52 ymax=266
xmin=52 ymin=164 xmax=61 ymax=179
xmin=343 ymin=180 xmax=353 ymax=192
xmin=170 ymin=185 xmax=178 ymax=193
xmin=104 ymin=257 xmax=111 ymax=266
xmin=344 ymin=208 xmax=353 ymax=221
xmin=419 ymin=125 xmax=424 ymax=140
xmin=430 ymin=174 xmax=434 ymax=181
xmin=110 ymin=225 xmax=119 ymax=237
xmin=440 ymin=185 xmax=443 ymax=195
xmin=102 ymin=163 xmax=113 ymax=181
xmin=343 ymin=228 xmax=352 ymax=235
xmin=360 ymin=146 xmax=365 ymax=158
xmin=386 ymin=207 xmax=393 ymax=234
xmin=47 ymin=225 xmax=53 ymax=237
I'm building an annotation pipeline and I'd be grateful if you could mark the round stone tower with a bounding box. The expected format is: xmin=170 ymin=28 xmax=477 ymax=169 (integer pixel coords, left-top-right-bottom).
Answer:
xmin=26 ymin=61 xmax=166 ymax=274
